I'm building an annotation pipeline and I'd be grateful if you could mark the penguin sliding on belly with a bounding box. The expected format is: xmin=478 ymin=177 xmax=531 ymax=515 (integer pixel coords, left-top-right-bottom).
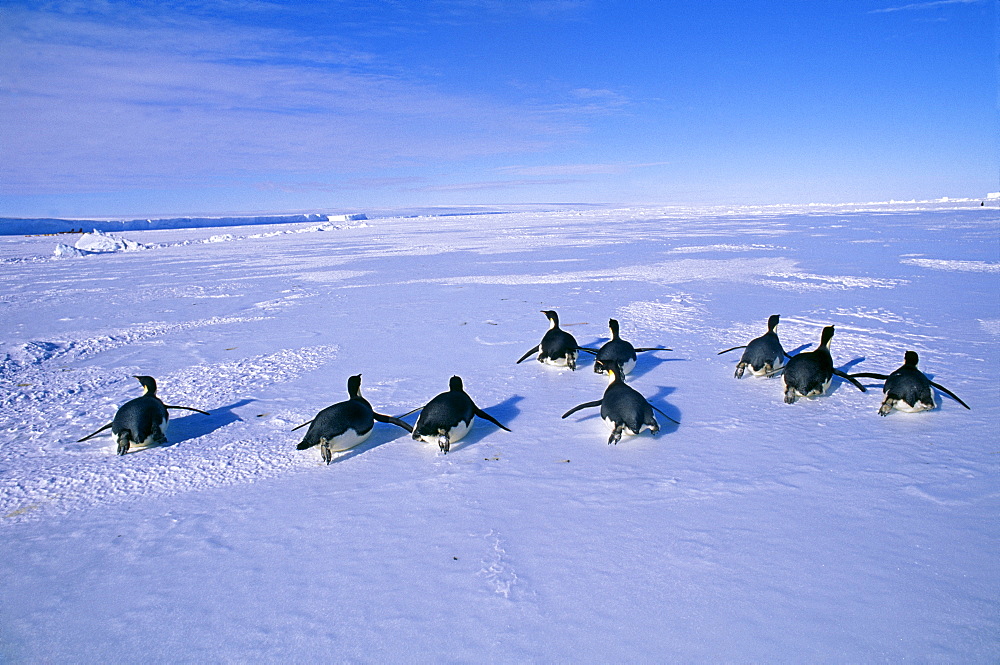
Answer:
xmin=782 ymin=326 xmax=867 ymax=404
xmin=561 ymin=361 xmax=679 ymax=445
xmin=293 ymin=374 xmax=413 ymax=463
xmin=77 ymin=376 xmax=210 ymax=455
xmin=581 ymin=318 xmax=672 ymax=375
xmin=411 ymin=376 xmax=511 ymax=453
xmin=851 ymin=351 xmax=970 ymax=416
xmin=517 ymin=310 xmax=580 ymax=370
xmin=718 ymin=314 xmax=787 ymax=378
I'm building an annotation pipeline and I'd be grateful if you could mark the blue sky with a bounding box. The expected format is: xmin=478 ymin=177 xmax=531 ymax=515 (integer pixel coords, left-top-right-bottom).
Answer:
xmin=0 ymin=0 xmax=995 ymax=217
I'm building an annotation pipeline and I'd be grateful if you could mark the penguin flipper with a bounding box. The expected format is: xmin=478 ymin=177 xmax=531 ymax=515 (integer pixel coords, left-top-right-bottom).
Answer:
xmin=77 ymin=422 xmax=113 ymax=442
xmin=516 ymin=345 xmax=540 ymax=364
xmin=166 ymin=405 xmax=211 ymax=416
xmin=373 ymin=412 xmax=415 ymax=432
xmin=291 ymin=419 xmax=314 ymax=432
xmin=577 ymin=347 xmax=599 ymax=355
xmin=849 ymin=372 xmax=890 ymax=381
xmin=396 ymin=405 xmax=423 ymax=419
xmin=561 ymin=400 xmax=603 ymax=419
xmin=833 ymin=369 xmax=867 ymax=392
xmin=717 ymin=345 xmax=746 ymax=355
xmin=634 ymin=346 xmax=672 ymax=352
xmin=473 ymin=407 xmax=511 ymax=432
xmin=650 ymin=404 xmax=681 ymax=425
xmin=928 ymin=381 xmax=971 ymax=410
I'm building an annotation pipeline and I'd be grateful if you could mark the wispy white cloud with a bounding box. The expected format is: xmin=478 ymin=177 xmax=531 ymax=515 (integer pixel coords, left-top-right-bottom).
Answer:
xmin=418 ymin=178 xmax=579 ymax=192
xmin=498 ymin=162 xmax=669 ymax=177
xmin=869 ymin=0 xmax=984 ymax=13
xmin=0 ymin=3 xmax=597 ymax=195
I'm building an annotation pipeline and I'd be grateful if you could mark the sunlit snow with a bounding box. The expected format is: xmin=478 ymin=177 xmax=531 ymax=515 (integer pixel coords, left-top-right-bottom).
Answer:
xmin=0 ymin=201 xmax=996 ymax=661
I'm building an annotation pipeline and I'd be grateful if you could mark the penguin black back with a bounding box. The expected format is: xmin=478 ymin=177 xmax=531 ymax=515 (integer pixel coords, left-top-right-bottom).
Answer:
xmin=77 ymin=375 xmax=210 ymax=455
xmin=719 ymin=314 xmax=786 ymax=378
xmin=295 ymin=374 xmax=413 ymax=463
xmin=517 ymin=310 xmax=580 ymax=370
xmin=587 ymin=318 xmax=672 ymax=374
xmin=562 ymin=362 xmax=673 ymax=445
xmin=111 ymin=375 xmax=169 ymax=455
xmin=782 ymin=326 xmax=836 ymax=403
xmin=412 ymin=376 xmax=510 ymax=453
xmin=593 ymin=318 xmax=636 ymax=374
xmin=782 ymin=326 xmax=866 ymax=403
xmin=599 ymin=365 xmax=660 ymax=443
xmin=852 ymin=351 xmax=970 ymax=415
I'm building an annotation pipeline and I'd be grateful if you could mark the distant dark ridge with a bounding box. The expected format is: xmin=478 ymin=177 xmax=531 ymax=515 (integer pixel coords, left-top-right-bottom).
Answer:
xmin=0 ymin=213 xmax=367 ymax=236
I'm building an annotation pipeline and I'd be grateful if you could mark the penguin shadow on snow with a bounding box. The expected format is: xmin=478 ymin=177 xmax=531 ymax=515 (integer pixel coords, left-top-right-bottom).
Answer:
xmin=626 ymin=355 xmax=688 ymax=380
xmin=164 ymin=398 xmax=254 ymax=447
xmin=825 ymin=356 xmax=866 ymax=396
xmin=786 ymin=342 xmax=812 ymax=356
xmin=321 ymin=423 xmax=416 ymax=464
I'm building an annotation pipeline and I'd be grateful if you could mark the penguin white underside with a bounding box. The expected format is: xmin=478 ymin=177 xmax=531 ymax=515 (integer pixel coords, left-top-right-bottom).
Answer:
xmin=747 ymin=355 xmax=784 ymax=377
xmin=607 ymin=357 xmax=636 ymax=375
xmin=601 ymin=415 xmax=653 ymax=436
xmin=884 ymin=395 xmax=936 ymax=413
xmin=319 ymin=427 xmax=373 ymax=453
xmin=107 ymin=420 xmax=169 ymax=452
xmin=791 ymin=376 xmax=832 ymax=400
xmin=413 ymin=418 xmax=472 ymax=446
xmin=539 ymin=351 xmax=578 ymax=368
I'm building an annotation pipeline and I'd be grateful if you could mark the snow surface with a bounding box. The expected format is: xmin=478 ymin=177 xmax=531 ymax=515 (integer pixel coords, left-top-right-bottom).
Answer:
xmin=0 ymin=202 xmax=997 ymax=661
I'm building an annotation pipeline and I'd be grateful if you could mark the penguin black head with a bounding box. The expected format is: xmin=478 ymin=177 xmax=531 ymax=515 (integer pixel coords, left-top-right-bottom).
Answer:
xmin=448 ymin=375 xmax=464 ymax=392
xmin=903 ymin=350 xmax=919 ymax=367
xmin=541 ymin=310 xmax=560 ymax=327
xmin=347 ymin=374 xmax=363 ymax=398
xmin=608 ymin=318 xmax=621 ymax=338
xmin=133 ymin=375 xmax=157 ymax=395
xmin=767 ymin=314 xmax=780 ymax=332
xmin=605 ymin=361 xmax=626 ymax=383
xmin=819 ymin=326 xmax=835 ymax=348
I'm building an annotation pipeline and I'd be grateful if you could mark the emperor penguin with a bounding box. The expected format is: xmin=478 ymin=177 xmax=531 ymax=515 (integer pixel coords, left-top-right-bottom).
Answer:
xmin=782 ymin=326 xmax=867 ymax=404
xmin=851 ymin=351 xmax=970 ymax=416
xmin=411 ymin=376 xmax=511 ymax=453
xmin=582 ymin=318 xmax=672 ymax=375
xmin=77 ymin=376 xmax=210 ymax=455
xmin=293 ymin=374 xmax=413 ymax=463
xmin=718 ymin=314 xmax=786 ymax=378
xmin=561 ymin=361 xmax=678 ymax=445
xmin=517 ymin=310 xmax=580 ymax=370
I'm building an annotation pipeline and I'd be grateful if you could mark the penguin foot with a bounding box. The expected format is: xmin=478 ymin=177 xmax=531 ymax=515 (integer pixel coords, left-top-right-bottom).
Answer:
xmin=116 ymin=432 xmax=132 ymax=456
xmin=607 ymin=424 xmax=624 ymax=445
xmin=320 ymin=437 xmax=333 ymax=464
xmin=783 ymin=388 xmax=799 ymax=405
xmin=878 ymin=398 xmax=895 ymax=416
xmin=437 ymin=432 xmax=450 ymax=454
xmin=734 ymin=363 xmax=746 ymax=379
